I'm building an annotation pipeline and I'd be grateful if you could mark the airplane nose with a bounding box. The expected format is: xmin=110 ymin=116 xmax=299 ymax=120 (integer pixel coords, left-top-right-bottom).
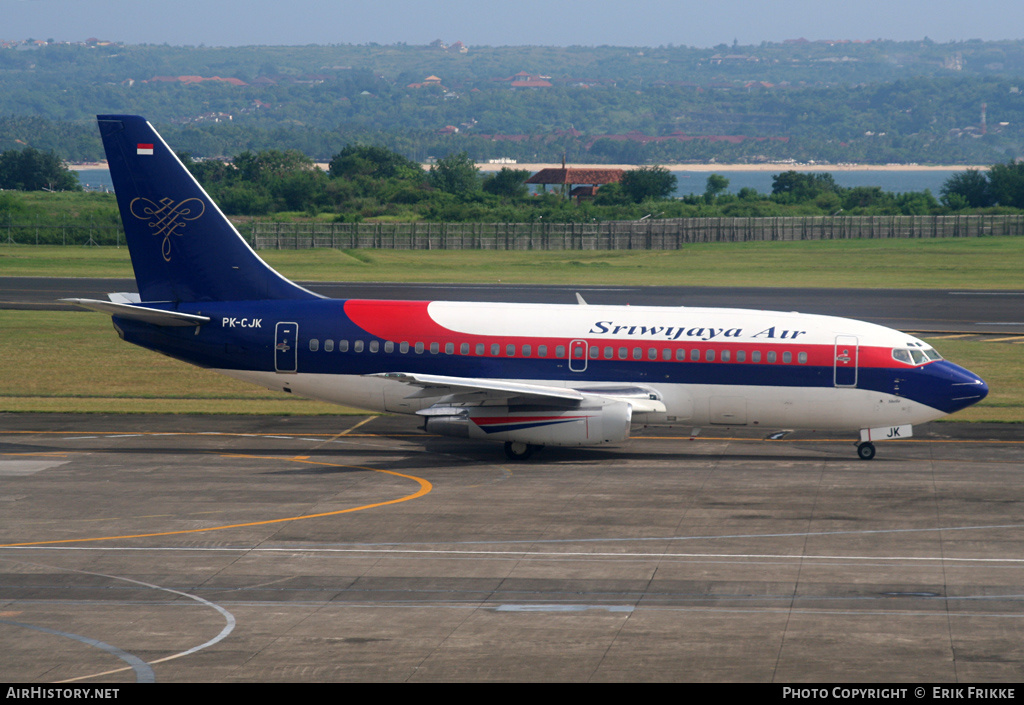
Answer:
xmin=943 ymin=363 xmax=988 ymax=413
xmin=903 ymin=360 xmax=987 ymax=415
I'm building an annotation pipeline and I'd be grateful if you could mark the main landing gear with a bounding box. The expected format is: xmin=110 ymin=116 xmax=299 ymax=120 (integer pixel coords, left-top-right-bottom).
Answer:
xmin=504 ymin=441 xmax=539 ymax=461
xmin=856 ymin=442 xmax=876 ymax=461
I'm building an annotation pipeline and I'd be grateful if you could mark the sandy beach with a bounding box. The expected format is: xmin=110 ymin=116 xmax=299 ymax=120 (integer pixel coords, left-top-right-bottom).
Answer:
xmin=474 ymin=162 xmax=988 ymax=173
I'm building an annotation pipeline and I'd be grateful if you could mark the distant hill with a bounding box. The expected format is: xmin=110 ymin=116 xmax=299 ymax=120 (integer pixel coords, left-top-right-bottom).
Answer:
xmin=2 ymin=39 xmax=1023 ymax=164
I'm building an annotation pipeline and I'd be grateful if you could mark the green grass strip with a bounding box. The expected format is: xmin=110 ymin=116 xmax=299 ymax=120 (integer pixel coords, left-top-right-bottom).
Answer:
xmin=3 ymin=237 xmax=1024 ymax=288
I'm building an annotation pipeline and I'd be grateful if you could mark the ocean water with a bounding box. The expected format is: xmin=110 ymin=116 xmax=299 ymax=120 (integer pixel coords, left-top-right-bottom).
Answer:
xmin=75 ymin=168 xmax=964 ymax=197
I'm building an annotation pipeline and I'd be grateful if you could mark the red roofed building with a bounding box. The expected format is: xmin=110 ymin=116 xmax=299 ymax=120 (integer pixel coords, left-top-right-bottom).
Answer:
xmin=526 ymin=167 xmax=624 ymax=201
xmin=500 ymin=71 xmax=553 ymax=88
xmin=148 ymin=75 xmax=247 ymax=86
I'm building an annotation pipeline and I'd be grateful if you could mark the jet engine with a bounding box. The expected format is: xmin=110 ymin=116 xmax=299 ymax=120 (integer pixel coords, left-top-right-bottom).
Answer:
xmin=422 ymin=400 xmax=633 ymax=447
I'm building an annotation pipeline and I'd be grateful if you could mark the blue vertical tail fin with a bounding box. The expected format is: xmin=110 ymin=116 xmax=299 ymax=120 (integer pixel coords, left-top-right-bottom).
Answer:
xmin=98 ymin=114 xmax=319 ymax=303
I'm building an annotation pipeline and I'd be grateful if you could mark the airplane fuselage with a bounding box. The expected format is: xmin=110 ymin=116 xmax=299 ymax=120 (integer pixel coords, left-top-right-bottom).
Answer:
xmin=113 ymin=297 xmax=985 ymax=433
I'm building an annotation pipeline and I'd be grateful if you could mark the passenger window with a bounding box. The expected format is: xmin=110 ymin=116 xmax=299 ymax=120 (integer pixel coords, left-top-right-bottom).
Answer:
xmin=309 ymin=338 xmax=319 ymax=352
xmin=324 ymin=339 xmax=334 ymax=352
xmin=445 ymin=342 xmax=454 ymax=354
xmin=618 ymin=347 xmax=628 ymax=360
xmin=369 ymin=340 xmax=379 ymax=353
xmin=676 ymin=348 xmax=686 ymax=361
xmin=783 ymin=351 xmax=792 ymax=364
xmin=662 ymin=348 xmax=672 ymax=361
xmin=538 ymin=345 xmax=548 ymax=357
xmin=384 ymin=341 xmax=394 ymax=353
xmin=490 ymin=343 xmax=499 ymax=356
xmin=460 ymin=343 xmax=468 ymax=354
xmin=736 ymin=350 xmax=746 ymax=362
xmin=507 ymin=344 xmax=516 ymax=356
xmin=721 ymin=350 xmax=730 ymax=362
xmin=400 ymin=341 xmax=409 ymax=353
xmin=632 ymin=347 xmax=642 ymax=360
xmin=752 ymin=351 xmax=761 ymax=363
xmin=705 ymin=349 xmax=715 ymax=362
xmin=798 ymin=352 xmax=807 ymax=364
xmin=354 ymin=340 xmax=364 ymax=353
xmin=767 ymin=351 xmax=776 ymax=363
xmin=556 ymin=345 xmax=566 ymax=358
xmin=415 ymin=342 xmax=424 ymax=353
xmin=523 ymin=344 xmax=532 ymax=357
xmin=648 ymin=348 xmax=658 ymax=360
xmin=604 ymin=346 xmax=614 ymax=359
xmin=690 ymin=349 xmax=699 ymax=362
xmin=430 ymin=342 xmax=439 ymax=354
xmin=589 ymin=346 xmax=598 ymax=359
xmin=476 ymin=343 xmax=485 ymax=355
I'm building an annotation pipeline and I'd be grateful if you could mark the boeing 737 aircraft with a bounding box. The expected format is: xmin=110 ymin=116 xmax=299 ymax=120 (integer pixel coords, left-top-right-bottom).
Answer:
xmin=67 ymin=115 xmax=989 ymax=460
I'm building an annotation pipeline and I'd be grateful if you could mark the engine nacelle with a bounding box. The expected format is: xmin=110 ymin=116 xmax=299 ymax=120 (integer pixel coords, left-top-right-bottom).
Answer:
xmin=423 ymin=401 xmax=633 ymax=447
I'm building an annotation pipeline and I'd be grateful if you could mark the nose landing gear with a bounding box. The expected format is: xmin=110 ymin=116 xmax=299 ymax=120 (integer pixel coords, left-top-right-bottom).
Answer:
xmin=856 ymin=442 xmax=876 ymax=461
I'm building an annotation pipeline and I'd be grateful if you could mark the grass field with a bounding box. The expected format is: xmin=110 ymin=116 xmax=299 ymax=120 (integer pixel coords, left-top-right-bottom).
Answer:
xmin=1 ymin=310 xmax=349 ymax=415
xmin=2 ymin=236 xmax=1024 ymax=288
xmin=1 ymin=309 xmax=1019 ymax=422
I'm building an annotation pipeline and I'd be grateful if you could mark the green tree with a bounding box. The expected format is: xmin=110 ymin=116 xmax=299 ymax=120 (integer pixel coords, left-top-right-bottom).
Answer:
xmin=620 ymin=166 xmax=677 ymax=203
xmin=771 ymin=171 xmax=840 ymax=203
xmin=940 ymin=169 xmax=993 ymax=209
xmin=428 ymin=152 xmax=480 ymax=197
xmin=986 ymin=162 xmax=1024 ymax=209
xmin=233 ymin=149 xmax=317 ymax=182
xmin=704 ymin=173 xmax=730 ymax=203
xmin=0 ymin=147 xmax=80 ymax=191
xmin=328 ymin=144 xmax=423 ymax=181
xmin=482 ymin=167 xmax=531 ymax=198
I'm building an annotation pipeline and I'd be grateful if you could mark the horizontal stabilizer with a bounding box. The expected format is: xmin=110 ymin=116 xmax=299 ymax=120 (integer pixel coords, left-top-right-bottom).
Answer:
xmin=61 ymin=298 xmax=210 ymax=327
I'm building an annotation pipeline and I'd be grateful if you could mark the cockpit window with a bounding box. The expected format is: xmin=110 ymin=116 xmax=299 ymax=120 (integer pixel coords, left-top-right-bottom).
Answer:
xmin=892 ymin=346 xmax=943 ymax=366
xmin=892 ymin=348 xmax=913 ymax=364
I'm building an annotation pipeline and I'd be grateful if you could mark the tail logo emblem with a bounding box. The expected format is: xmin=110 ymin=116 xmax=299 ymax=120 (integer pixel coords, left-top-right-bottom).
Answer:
xmin=129 ymin=197 xmax=205 ymax=261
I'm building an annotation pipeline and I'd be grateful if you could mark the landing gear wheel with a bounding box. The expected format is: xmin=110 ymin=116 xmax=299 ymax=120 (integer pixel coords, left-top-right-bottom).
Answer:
xmin=503 ymin=441 xmax=536 ymax=461
xmin=857 ymin=442 xmax=876 ymax=461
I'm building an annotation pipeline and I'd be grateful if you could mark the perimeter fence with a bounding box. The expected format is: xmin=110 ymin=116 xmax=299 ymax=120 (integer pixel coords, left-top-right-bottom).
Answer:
xmin=250 ymin=214 xmax=1024 ymax=251
xmin=1 ymin=216 xmax=124 ymax=246
xmin=3 ymin=214 xmax=1023 ymax=249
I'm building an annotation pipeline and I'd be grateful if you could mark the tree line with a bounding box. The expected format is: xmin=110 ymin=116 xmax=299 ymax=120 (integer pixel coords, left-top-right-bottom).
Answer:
xmin=1 ymin=141 xmax=1023 ymax=228
xmin=176 ymin=143 xmax=1024 ymax=222
xmin=0 ymin=147 xmax=80 ymax=192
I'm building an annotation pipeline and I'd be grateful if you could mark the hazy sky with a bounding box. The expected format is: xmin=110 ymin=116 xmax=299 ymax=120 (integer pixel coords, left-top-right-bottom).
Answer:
xmin=5 ymin=0 xmax=1024 ymax=47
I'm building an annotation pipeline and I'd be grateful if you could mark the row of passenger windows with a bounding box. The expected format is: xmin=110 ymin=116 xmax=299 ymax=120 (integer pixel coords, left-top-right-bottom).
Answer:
xmin=307 ymin=338 xmax=808 ymax=364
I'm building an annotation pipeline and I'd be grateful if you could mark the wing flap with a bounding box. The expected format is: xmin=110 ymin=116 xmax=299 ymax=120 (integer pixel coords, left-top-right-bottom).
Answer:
xmin=370 ymin=372 xmax=585 ymax=403
xmin=371 ymin=372 xmax=667 ymax=413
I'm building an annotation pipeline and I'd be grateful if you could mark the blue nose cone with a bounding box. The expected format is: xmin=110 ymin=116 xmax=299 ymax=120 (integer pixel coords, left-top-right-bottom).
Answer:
xmin=931 ymin=361 xmax=988 ymax=414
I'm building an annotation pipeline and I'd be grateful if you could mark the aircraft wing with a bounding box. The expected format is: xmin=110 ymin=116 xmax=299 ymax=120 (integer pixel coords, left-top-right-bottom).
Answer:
xmin=369 ymin=372 xmax=666 ymax=413
xmin=61 ymin=298 xmax=211 ymax=327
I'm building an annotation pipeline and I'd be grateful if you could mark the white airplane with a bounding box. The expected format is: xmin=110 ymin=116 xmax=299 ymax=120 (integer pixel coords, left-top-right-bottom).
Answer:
xmin=66 ymin=115 xmax=989 ymax=461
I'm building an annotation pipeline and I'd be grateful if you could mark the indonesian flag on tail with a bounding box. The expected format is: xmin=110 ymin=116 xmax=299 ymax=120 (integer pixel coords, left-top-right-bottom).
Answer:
xmin=137 ymin=143 xmax=154 ymax=155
